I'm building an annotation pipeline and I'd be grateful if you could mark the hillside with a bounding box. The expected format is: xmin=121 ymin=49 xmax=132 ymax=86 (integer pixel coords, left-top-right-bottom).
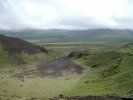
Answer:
xmin=117 ymin=43 xmax=133 ymax=54
xmin=0 ymin=37 xmax=133 ymax=99
xmin=67 ymin=43 xmax=133 ymax=97
xmin=1 ymin=29 xmax=133 ymax=44
xmin=0 ymin=34 xmax=48 ymax=64
xmin=0 ymin=34 xmax=48 ymax=55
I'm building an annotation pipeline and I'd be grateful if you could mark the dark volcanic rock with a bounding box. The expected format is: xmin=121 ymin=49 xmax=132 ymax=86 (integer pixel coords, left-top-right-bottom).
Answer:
xmin=37 ymin=57 xmax=83 ymax=76
xmin=0 ymin=34 xmax=48 ymax=55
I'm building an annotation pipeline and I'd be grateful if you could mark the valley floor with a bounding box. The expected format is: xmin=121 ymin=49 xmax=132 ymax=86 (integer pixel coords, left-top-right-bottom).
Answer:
xmin=0 ymin=63 xmax=85 ymax=99
xmin=0 ymin=43 xmax=133 ymax=100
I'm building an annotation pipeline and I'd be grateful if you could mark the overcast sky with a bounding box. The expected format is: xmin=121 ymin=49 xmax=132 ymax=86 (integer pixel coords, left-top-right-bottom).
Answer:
xmin=0 ymin=0 xmax=133 ymax=30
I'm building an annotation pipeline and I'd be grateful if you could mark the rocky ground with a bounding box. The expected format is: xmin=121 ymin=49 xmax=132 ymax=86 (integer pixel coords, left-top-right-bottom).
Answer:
xmin=50 ymin=95 xmax=133 ymax=100
xmin=13 ymin=57 xmax=84 ymax=79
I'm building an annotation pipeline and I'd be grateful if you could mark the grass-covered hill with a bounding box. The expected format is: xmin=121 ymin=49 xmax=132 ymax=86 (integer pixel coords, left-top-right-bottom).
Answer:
xmin=0 ymin=34 xmax=49 ymax=64
xmin=117 ymin=43 xmax=133 ymax=54
xmin=67 ymin=43 xmax=133 ymax=97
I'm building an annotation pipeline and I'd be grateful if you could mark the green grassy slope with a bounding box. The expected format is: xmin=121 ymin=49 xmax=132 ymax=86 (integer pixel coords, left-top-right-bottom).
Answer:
xmin=117 ymin=43 xmax=133 ymax=54
xmin=0 ymin=44 xmax=63 ymax=65
xmin=0 ymin=34 xmax=56 ymax=65
xmin=66 ymin=43 xmax=133 ymax=97
xmin=0 ymin=45 xmax=15 ymax=64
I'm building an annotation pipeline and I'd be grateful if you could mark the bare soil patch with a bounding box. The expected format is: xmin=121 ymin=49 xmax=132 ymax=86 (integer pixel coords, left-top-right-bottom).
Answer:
xmin=13 ymin=57 xmax=84 ymax=78
xmin=37 ymin=57 xmax=84 ymax=77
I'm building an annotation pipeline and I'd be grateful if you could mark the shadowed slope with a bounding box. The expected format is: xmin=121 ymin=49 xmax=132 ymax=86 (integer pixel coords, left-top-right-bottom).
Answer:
xmin=0 ymin=34 xmax=48 ymax=55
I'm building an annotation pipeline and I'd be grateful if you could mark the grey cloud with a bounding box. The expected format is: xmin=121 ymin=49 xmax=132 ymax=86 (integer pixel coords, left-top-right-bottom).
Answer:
xmin=0 ymin=0 xmax=133 ymax=30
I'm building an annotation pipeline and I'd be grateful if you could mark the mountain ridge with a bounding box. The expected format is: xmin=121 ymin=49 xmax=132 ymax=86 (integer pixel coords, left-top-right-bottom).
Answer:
xmin=0 ymin=29 xmax=133 ymax=43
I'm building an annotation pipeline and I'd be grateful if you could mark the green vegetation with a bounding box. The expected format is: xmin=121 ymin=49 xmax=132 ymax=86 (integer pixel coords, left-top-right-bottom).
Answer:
xmin=0 ymin=71 xmax=83 ymax=99
xmin=65 ymin=44 xmax=133 ymax=97
xmin=20 ymin=50 xmax=64 ymax=64
xmin=0 ymin=44 xmax=63 ymax=65
xmin=0 ymin=36 xmax=133 ymax=99
xmin=118 ymin=43 xmax=133 ymax=54
xmin=0 ymin=48 xmax=76 ymax=99
xmin=0 ymin=45 xmax=14 ymax=64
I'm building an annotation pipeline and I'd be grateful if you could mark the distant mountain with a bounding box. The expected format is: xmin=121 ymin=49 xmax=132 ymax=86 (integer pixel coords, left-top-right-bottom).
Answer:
xmin=0 ymin=29 xmax=133 ymax=43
